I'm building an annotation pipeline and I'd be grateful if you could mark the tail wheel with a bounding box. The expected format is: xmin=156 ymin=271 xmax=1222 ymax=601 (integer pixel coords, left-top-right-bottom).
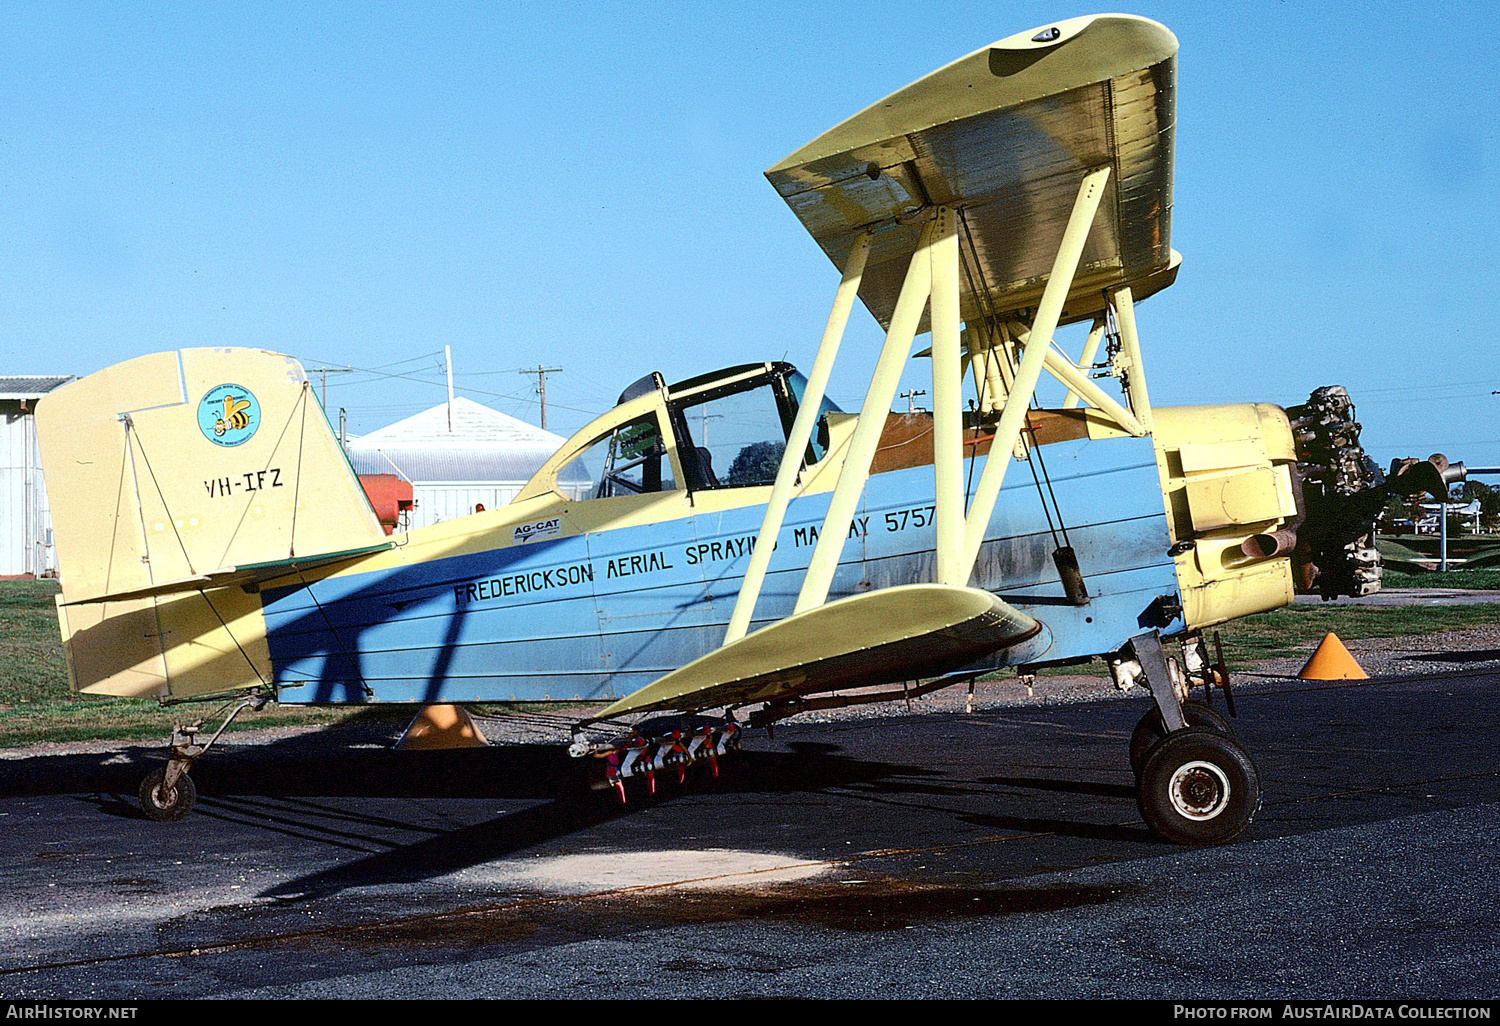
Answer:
xmin=138 ymin=767 xmax=197 ymax=822
xmin=1136 ymin=727 xmax=1260 ymax=846
xmin=1129 ymin=701 xmax=1235 ymax=776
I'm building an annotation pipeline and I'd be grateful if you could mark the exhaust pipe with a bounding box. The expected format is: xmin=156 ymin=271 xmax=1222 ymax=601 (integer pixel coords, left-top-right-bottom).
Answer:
xmin=1388 ymin=453 xmax=1465 ymax=500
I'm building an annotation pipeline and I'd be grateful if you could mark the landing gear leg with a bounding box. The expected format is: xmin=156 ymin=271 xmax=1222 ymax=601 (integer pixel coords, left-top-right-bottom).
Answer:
xmin=138 ymin=694 xmax=267 ymax=822
xmin=1126 ymin=631 xmax=1242 ymax=772
xmin=1117 ymin=631 xmax=1261 ymax=845
xmin=1129 ymin=630 xmax=1185 ymax=732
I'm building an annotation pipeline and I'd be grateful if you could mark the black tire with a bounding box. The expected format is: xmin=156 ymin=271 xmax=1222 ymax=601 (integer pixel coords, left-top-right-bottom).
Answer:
xmin=1129 ymin=701 xmax=1235 ymax=776
xmin=138 ymin=767 xmax=197 ymax=822
xmin=1136 ymin=727 xmax=1260 ymax=846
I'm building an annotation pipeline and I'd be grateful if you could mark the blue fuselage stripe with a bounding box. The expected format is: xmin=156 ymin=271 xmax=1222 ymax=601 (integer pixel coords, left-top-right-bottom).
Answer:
xmin=264 ymin=437 xmax=1177 ymax=704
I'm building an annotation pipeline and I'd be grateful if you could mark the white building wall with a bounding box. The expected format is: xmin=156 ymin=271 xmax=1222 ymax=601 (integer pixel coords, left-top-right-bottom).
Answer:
xmin=410 ymin=482 xmax=527 ymax=529
xmin=0 ymin=408 xmax=54 ymax=576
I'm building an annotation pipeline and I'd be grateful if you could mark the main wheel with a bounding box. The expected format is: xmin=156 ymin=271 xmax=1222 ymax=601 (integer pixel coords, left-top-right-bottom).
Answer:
xmin=1129 ymin=701 xmax=1234 ymax=776
xmin=1136 ymin=727 xmax=1260 ymax=846
xmin=138 ymin=767 xmax=197 ymax=822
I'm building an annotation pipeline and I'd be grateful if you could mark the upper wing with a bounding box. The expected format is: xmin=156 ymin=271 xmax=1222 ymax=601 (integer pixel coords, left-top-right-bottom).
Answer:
xmin=765 ymin=13 xmax=1179 ymax=330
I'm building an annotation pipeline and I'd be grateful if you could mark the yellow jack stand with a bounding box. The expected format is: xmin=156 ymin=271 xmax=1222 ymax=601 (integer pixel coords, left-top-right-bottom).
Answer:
xmin=396 ymin=703 xmax=490 ymax=750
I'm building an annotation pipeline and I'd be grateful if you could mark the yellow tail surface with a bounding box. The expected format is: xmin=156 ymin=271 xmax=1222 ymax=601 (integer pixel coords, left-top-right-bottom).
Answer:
xmin=37 ymin=348 xmax=386 ymax=698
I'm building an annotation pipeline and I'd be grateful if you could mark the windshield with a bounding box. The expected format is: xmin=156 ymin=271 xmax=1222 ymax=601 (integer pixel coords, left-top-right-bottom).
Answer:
xmin=669 ymin=366 xmax=844 ymax=491
xmin=785 ymin=370 xmax=843 ymax=463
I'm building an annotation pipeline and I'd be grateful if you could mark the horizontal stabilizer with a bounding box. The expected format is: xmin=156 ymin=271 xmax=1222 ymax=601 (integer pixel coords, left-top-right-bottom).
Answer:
xmin=57 ymin=541 xmax=394 ymax=607
xmin=594 ymin=584 xmax=1044 ymax=720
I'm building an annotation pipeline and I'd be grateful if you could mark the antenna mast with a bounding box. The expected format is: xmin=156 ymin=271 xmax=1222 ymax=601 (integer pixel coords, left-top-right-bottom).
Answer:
xmin=445 ymin=345 xmax=455 ymax=432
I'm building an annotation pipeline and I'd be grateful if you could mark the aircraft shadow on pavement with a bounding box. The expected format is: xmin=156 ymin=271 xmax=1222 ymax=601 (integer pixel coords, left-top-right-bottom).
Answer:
xmin=0 ymin=720 xmax=1152 ymax=898
xmin=252 ymin=740 xmax=989 ymax=899
xmin=6 ymin=672 xmax=1499 ymax=900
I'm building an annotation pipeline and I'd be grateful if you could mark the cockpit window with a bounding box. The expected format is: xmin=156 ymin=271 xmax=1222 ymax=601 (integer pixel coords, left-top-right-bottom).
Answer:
xmin=669 ymin=366 xmax=843 ymax=491
xmin=557 ymin=414 xmax=676 ymax=499
xmin=675 ymin=384 xmax=786 ymax=489
xmin=549 ymin=364 xmax=845 ymax=502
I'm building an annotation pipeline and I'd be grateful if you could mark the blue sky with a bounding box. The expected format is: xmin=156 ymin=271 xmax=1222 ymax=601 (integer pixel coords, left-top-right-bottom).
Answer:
xmin=3 ymin=1 xmax=1497 ymax=468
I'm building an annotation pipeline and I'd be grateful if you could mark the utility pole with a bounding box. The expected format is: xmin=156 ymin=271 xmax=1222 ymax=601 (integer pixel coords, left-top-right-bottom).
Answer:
xmin=696 ymin=408 xmax=724 ymax=445
xmin=900 ymin=388 xmax=927 ymax=413
xmin=310 ymin=366 xmax=354 ymax=409
xmin=520 ymin=365 xmax=563 ymax=429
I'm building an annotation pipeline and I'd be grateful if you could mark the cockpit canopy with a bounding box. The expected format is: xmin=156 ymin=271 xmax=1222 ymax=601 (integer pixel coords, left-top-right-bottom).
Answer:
xmin=524 ymin=362 xmax=843 ymax=502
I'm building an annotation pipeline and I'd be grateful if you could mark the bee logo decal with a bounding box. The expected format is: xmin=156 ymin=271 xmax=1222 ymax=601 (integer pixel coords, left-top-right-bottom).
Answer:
xmin=197 ymin=384 xmax=261 ymax=447
xmin=215 ymin=396 xmax=251 ymax=436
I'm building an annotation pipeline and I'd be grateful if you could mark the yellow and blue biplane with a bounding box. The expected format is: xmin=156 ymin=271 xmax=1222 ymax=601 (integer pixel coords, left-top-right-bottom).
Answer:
xmin=36 ymin=14 xmax=1455 ymax=843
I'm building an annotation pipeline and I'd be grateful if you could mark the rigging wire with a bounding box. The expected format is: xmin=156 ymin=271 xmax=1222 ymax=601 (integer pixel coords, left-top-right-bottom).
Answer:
xmin=954 ymin=208 xmax=1072 ymax=547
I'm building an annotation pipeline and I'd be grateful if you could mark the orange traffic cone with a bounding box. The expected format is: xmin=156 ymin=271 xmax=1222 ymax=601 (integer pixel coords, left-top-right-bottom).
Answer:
xmin=396 ymin=703 xmax=490 ymax=750
xmin=1297 ymin=632 xmax=1369 ymax=680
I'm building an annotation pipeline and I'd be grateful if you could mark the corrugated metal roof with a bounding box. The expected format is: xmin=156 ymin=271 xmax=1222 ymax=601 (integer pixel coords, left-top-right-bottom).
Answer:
xmin=0 ymin=375 xmax=73 ymax=399
xmin=345 ymin=397 xmax=579 ymax=485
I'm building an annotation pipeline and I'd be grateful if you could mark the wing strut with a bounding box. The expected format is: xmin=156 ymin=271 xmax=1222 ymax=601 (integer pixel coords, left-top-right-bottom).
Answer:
xmin=1114 ymin=285 xmax=1155 ymax=433
xmin=1061 ymin=317 xmax=1107 ymax=410
xmin=600 ymin=172 xmax=1146 ymax=719
xmin=723 ymin=231 xmax=872 ymax=644
xmin=794 ymin=215 xmax=935 ymax=610
xmin=803 ymin=166 xmax=1120 ymax=609
xmin=728 ymin=165 xmax=1129 ymax=632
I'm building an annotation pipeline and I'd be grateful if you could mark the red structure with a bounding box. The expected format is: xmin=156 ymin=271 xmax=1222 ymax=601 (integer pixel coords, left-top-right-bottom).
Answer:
xmin=357 ymin=474 xmax=415 ymax=535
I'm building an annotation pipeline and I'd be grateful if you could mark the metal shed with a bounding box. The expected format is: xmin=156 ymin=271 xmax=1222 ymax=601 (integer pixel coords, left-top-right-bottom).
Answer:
xmin=344 ymin=397 xmax=572 ymax=530
xmin=0 ymin=376 xmax=74 ymax=576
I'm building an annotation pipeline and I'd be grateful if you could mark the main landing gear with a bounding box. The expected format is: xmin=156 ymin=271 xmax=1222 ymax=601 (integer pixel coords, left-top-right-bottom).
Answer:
xmin=1113 ymin=631 xmax=1261 ymax=846
xmin=138 ymin=694 xmax=268 ymax=822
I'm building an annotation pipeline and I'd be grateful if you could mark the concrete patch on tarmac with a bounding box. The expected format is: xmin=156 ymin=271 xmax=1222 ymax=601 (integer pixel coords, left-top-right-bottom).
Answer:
xmin=451 ymin=848 xmax=833 ymax=893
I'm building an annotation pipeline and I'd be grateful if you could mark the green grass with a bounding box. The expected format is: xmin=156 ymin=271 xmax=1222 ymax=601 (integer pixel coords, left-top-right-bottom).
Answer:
xmin=0 ymin=579 xmax=70 ymax=706
xmin=1382 ymin=569 xmax=1500 ymax=590
xmin=1216 ymin=602 xmax=1500 ymax=663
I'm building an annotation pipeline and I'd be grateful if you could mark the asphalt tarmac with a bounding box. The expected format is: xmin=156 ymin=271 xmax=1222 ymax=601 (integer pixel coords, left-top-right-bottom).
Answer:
xmin=2 ymin=661 xmax=1499 ymax=1000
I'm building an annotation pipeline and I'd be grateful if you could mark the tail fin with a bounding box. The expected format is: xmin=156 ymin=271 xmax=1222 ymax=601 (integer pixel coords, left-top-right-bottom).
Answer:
xmin=37 ymin=348 xmax=386 ymax=697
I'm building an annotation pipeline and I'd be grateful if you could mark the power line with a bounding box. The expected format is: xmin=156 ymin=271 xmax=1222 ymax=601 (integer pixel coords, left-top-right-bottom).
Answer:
xmin=307 ymin=366 xmax=355 ymax=409
xmin=300 ymin=356 xmax=609 ymax=426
